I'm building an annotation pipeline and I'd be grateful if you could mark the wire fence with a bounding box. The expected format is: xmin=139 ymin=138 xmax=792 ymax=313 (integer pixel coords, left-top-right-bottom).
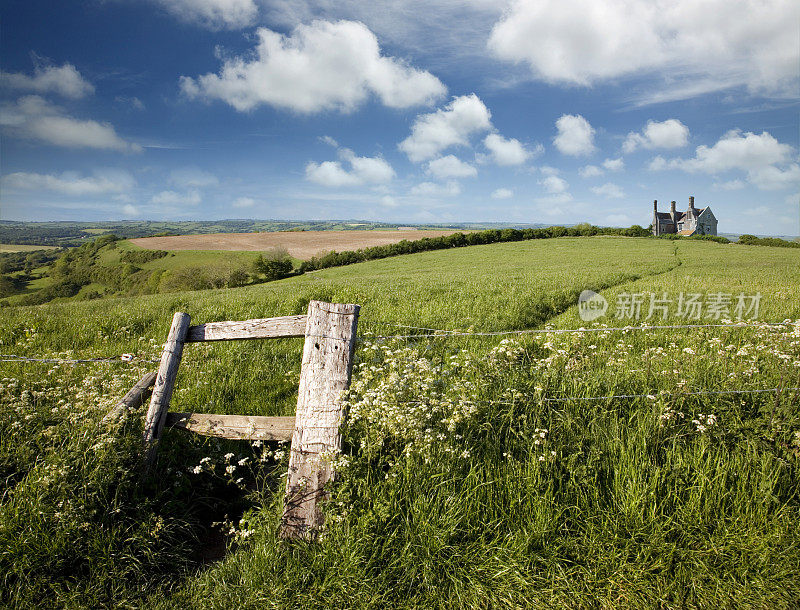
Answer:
xmin=0 ymin=319 xmax=795 ymax=364
xmin=0 ymin=353 xmax=160 ymax=365
xmin=360 ymin=320 xmax=795 ymax=340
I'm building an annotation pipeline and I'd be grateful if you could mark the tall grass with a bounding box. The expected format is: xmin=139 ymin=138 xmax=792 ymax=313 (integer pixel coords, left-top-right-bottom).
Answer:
xmin=0 ymin=237 xmax=798 ymax=607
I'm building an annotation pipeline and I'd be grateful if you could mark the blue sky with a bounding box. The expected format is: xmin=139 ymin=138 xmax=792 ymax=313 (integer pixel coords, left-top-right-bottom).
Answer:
xmin=1 ymin=0 xmax=798 ymax=235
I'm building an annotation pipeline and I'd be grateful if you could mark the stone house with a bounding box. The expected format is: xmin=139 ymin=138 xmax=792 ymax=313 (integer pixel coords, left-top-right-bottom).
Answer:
xmin=652 ymin=196 xmax=718 ymax=236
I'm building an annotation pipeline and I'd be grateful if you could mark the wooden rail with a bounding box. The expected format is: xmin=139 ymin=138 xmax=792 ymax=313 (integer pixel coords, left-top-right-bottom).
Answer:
xmin=166 ymin=413 xmax=294 ymax=441
xmin=186 ymin=315 xmax=306 ymax=342
xmin=103 ymin=371 xmax=157 ymax=424
xmin=134 ymin=302 xmax=360 ymax=540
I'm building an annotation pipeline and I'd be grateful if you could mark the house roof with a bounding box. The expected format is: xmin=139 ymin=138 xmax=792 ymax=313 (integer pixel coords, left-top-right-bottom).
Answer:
xmin=655 ymin=211 xmax=686 ymax=222
xmin=677 ymin=228 xmax=696 ymax=236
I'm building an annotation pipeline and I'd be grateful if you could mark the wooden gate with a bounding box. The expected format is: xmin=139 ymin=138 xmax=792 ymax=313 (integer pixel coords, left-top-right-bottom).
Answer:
xmin=130 ymin=300 xmax=359 ymax=539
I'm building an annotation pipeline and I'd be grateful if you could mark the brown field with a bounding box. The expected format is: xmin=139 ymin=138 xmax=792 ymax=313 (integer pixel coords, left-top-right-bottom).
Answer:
xmin=129 ymin=230 xmax=463 ymax=260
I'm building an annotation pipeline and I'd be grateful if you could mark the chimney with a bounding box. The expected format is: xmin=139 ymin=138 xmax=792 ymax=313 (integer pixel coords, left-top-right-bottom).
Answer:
xmin=653 ymin=199 xmax=658 ymax=213
xmin=689 ymin=196 xmax=695 ymax=209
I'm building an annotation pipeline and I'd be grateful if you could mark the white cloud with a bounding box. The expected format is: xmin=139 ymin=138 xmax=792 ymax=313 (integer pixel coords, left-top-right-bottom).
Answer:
xmin=748 ymin=164 xmax=800 ymax=191
xmin=649 ymin=129 xmax=799 ymax=191
xmin=491 ymin=187 xmax=514 ymax=199
xmin=180 ymin=20 xmax=446 ymax=113
xmin=539 ymin=166 xmax=560 ymax=176
xmin=714 ymin=179 xmax=746 ymax=191
xmin=2 ymin=169 xmax=135 ymax=195
xmin=122 ymin=204 xmax=140 ymax=216
xmin=410 ymin=181 xmax=461 ymax=197
xmin=623 ymin=119 xmax=690 ymax=153
xmin=319 ymin=135 xmax=339 ymax=147
xmin=487 ymin=0 xmax=799 ymax=100
xmin=427 ymin=155 xmax=477 ymax=179
xmin=155 ymin=0 xmax=258 ymax=29
xmin=169 ymin=168 xmax=219 ymax=188
xmin=553 ymin=114 xmax=595 ymax=156
xmin=305 ymin=161 xmax=360 ymax=187
xmin=602 ymin=157 xmax=624 ymax=171
xmin=579 ymin=165 xmax=603 ymax=178
xmin=678 ymin=130 xmax=792 ymax=173
xmin=341 ymin=149 xmax=396 ymax=183
xmin=305 ymin=148 xmax=395 ymax=187
xmin=0 ymin=96 xmax=140 ymax=152
xmin=233 ymin=196 xmax=256 ymax=208
xmin=0 ymin=63 xmax=94 ymax=99
xmin=540 ymin=175 xmax=569 ymax=194
xmin=483 ymin=133 xmax=536 ymax=165
xmin=151 ymin=190 xmax=202 ymax=205
xmin=380 ymin=195 xmax=399 ymax=207
xmin=399 ymin=94 xmax=492 ymax=162
xmin=591 ymin=182 xmax=625 ymax=198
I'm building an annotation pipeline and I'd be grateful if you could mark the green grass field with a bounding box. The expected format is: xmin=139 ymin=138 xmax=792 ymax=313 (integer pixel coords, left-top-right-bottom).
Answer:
xmin=1 ymin=236 xmax=799 ymax=608
xmin=0 ymin=244 xmax=58 ymax=252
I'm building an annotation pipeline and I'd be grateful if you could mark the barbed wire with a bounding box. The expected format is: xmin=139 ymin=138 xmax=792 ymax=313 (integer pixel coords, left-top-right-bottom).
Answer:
xmin=0 ymin=353 xmax=160 ymax=364
xmin=0 ymin=320 xmax=795 ymax=364
xmin=359 ymin=320 xmax=794 ymax=341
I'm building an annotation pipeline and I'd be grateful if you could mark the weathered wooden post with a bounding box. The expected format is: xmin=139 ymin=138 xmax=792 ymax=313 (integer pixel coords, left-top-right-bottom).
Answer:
xmin=142 ymin=312 xmax=191 ymax=470
xmin=280 ymin=300 xmax=360 ymax=539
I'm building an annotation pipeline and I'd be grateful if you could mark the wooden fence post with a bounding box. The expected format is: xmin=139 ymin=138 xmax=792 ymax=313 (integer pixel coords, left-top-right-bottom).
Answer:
xmin=142 ymin=312 xmax=190 ymax=471
xmin=281 ymin=300 xmax=359 ymax=539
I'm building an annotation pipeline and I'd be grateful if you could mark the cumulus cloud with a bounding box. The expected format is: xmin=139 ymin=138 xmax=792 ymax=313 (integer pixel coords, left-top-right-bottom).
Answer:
xmin=399 ymin=94 xmax=492 ymax=162
xmin=180 ymin=20 xmax=446 ymax=113
xmin=553 ymin=114 xmax=595 ymax=156
xmin=122 ymin=204 xmax=140 ymax=216
xmin=0 ymin=96 xmax=140 ymax=152
xmin=410 ymin=181 xmax=461 ymax=197
xmin=591 ymin=182 xmax=625 ymax=198
xmin=0 ymin=62 xmax=94 ymax=99
xmin=579 ymin=165 xmax=603 ymax=178
xmin=491 ymin=187 xmax=514 ymax=199
xmin=649 ymin=129 xmax=800 ymax=191
xmin=602 ymin=158 xmax=624 ymax=171
xmin=483 ymin=133 xmax=537 ymax=165
xmin=2 ymin=169 xmax=135 ymax=195
xmin=306 ymin=146 xmax=395 ymax=187
xmin=427 ymin=155 xmax=477 ymax=179
xmin=623 ymin=119 xmax=690 ymax=153
xmin=151 ymin=190 xmax=202 ymax=205
xmin=487 ymin=0 xmax=799 ymax=100
xmin=540 ymin=175 xmax=569 ymax=194
xmin=155 ymin=0 xmax=258 ymax=29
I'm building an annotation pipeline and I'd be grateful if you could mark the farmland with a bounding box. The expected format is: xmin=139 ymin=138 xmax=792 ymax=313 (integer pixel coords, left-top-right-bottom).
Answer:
xmin=129 ymin=229 xmax=467 ymax=259
xmin=1 ymin=236 xmax=799 ymax=608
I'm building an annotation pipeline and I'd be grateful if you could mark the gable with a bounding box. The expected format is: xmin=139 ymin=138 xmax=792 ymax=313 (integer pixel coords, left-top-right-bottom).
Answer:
xmin=697 ymin=207 xmax=716 ymax=221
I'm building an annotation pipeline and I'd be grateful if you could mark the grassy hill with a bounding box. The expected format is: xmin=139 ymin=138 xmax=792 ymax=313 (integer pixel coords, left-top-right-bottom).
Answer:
xmin=1 ymin=236 xmax=799 ymax=607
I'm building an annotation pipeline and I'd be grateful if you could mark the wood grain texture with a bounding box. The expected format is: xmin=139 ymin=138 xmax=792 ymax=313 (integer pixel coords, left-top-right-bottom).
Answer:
xmin=165 ymin=413 xmax=294 ymax=441
xmin=281 ymin=300 xmax=359 ymax=540
xmin=103 ymin=371 xmax=157 ymax=424
xmin=185 ymin=315 xmax=306 ymax=342
xmin=142 ymin=312 xmax=190 ymax=470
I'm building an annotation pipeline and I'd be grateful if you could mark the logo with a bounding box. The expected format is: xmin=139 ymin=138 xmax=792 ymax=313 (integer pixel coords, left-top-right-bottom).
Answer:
xmin=578 ymin=290 xmax=608 ymax=321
